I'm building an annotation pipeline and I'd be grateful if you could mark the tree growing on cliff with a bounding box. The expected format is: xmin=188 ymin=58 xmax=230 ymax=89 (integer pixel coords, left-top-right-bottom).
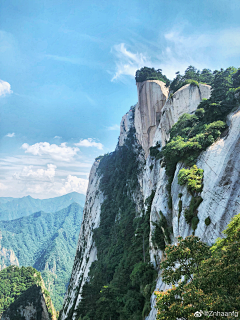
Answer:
xmin=135 ymin=67 xmax=170 ymax=86
xmin=155 ymin=213 xmax=240 ymax=319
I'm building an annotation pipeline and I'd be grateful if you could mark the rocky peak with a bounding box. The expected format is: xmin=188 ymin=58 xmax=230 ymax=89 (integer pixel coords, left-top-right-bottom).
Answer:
xmin=134 ymin=80 xmax=169 ymax=155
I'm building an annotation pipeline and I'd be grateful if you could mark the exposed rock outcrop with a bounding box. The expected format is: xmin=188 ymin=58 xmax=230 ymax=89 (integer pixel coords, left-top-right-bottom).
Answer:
xmin=60 ymin=161 xmax=104 ymax=320
xmin=60 ymin=80 xmax=240 ymax=320
xmin=153 ymin=83 xmax=211 ymax=147
xmin=0 ymin=232 xmax=19 ymax=270
xmin=135 ymin=80 xmax=169 ymax=155
xmin=119 ymin=107 xmax=135 ymax=146
xmin=145 ymin=107 xmax=240 ymax=320
xmin=1 ymin=285 xmax=54 ymax=320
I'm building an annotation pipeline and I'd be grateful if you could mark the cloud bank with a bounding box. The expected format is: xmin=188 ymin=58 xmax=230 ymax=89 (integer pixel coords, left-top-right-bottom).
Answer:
xmin=75 ymin=138 xmax=103 ymax=150
xmin=0 ymin=79 xmax=12 ymax=96
xmin=22 ymin=142 xmax=79 ymax=161
xmin=13 ymin=164 xmax=56 ymax=181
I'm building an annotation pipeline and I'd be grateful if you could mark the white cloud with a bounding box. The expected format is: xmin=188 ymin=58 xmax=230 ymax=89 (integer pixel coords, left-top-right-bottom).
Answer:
xmin=0 ymin=79 xmax=12 ymax=96
xmin=54 ymin=136 xmax=62 ymax=139
xmin=75 ymin=138 xmax=103 ymax=150
xmin=58 ymin=175 xmax=88 ymax=195
xmin=21 ymin=142 xmax=79 ymax=161
xmin=0 ymin=182 xmax=8 ymax=190
xmin=111 ymin=43 xmax=149 ymax=81
xmin=107 ymin=124 xmax=120 ymax=131
xmin=13 ymin=164 xmax=56 ymax=181
xmin=5 ymin=132 xmax=15 ymax=138
xmin=111 ymin=27 xmax=240 ymax=81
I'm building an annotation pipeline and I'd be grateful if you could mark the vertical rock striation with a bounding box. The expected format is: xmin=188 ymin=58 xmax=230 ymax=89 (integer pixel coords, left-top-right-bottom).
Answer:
xmin=60 ymin=161 xmax=104 ymax=320
xmin=153 ymin=83 xmax=211 ymax=147
xmin=135 ymin=80 xmax=169 ymax=155
xmin=60 ymin=79 xmax=240 ymax=320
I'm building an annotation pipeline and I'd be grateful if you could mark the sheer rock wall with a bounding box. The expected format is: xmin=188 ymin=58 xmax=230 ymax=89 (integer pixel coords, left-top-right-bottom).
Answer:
xmin=60 ymin=80 xmax=240 ymax=320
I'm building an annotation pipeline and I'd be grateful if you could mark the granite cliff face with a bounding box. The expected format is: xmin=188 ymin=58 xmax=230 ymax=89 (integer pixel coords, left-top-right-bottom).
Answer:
xmin=135 ymin=80 xmax=169 ymax=155
xmin=60 ymin=161 xmax=104 ymax=320
xmin=60 ymin=80 xmax=240 ymax=320
xmin=153 ymin=83 xmax=211 ymax=147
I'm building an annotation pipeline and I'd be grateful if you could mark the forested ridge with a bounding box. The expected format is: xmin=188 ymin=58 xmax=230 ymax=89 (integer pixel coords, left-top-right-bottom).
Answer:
xmin=0 ymin=265 xmax=55 ymax=319
xmin=0 ymin=202 xmax=83 ymax=311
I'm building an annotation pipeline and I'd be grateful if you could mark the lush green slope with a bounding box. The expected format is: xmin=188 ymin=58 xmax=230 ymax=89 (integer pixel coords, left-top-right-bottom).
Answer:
xmin=72 ymin=128 xmax=157 ymax=320
xmin=0 ymin=203 xmax=83 ymax=310
xmin=0 ymin=265 xmax=56 ymax=319
xmin=0 ymin=191 xmax=85 ymax=221
xmin=155 ymin=214 xmax=240 ymax=319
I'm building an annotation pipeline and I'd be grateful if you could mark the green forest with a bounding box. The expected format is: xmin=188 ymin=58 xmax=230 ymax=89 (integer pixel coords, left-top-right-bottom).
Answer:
xmin=62 ymin=127 xmax=158 ymax=320
xmin=155 ymin=213 xmax=240 ymax=319
xmin=0 ymin=265 xmax=55 ymax=319
xmin=0 ymin=203 xmax=83 ymax=310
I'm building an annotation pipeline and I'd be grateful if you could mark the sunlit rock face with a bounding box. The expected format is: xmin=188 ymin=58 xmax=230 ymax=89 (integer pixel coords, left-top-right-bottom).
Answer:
xmin=153 ymin=83 xmax=211 ymax=147
xmin=60 ymin=160 xmax=104 ymax=320
xmin=144 ymin=107 xmax=240 ymax=320
xmin=119 ymin=107 xmax=135 ymax=146
xmin=135 ymin=80 xmax=169 ymax=156
xmin=60 ymin=78 xmax=239 ymax=320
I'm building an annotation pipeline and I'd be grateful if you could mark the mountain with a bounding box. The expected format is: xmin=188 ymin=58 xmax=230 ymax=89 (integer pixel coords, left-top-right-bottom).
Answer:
xmin=0 ymin=192 xmax=85 ymax=221
xmin=0 ymin=265 xmax=57 ymax=320
xmin=0 ymin=202 xmax=83 ymax=311
xmin=59 ymin=67 xmax=240 ymax=320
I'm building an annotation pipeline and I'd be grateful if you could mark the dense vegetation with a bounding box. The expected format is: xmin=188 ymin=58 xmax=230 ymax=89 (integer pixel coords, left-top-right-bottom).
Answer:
xmin=71 ymin=128 xmax=157 ymax=320
xmin=0 ymin=203 xmax=83 ymax=310
xmin=155 ymin=213 xmax=240 ymax=319
xmin=148 ymin=66 xmax=240 ymax=230
xmin=135 ymin=67 xmax=170 ymax=85
xmin=169 ymin=65 xmax=214 ymax=93
xmin=0 ymin=266 xmax=55 ymax=319
xmin=151 ymin=211 xmax=172 ymax=251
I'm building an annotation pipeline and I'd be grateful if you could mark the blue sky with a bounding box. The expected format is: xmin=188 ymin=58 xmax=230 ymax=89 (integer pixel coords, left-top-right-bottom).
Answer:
xmin=0 ymin=0 xmax=240 ymax=198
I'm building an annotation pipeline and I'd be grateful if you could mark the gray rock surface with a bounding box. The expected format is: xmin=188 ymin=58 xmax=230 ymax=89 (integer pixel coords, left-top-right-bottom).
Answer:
xmin=60 ymin=161 xmax=104 ymax=320
xmin=135 ymin=80 xmax=169 ymax=155
xmin=60 ymin=80 xmax=240 ymax=320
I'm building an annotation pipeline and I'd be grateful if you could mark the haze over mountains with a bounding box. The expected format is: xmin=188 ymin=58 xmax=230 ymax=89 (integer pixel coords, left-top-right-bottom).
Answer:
xmin=0 ymin=192 xmax=85 ymax=310
xmin=0 ymin=192 xmax=85 ymax=221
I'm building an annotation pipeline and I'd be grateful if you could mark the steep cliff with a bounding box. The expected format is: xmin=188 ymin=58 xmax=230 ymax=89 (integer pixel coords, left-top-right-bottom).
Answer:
xmin=0 ymin=266 xmax=57 ymax=320
xmin=153 ymin=83 xmax=211 ymax=147
xmin=60 ymin=161 xmax=105 ymax=320
xmin=60 ymin=77 xmax=240 ymax=320
xmin=135 ymin=80 xmax=169 ymax=155
xmin=1 ymin=285 xmax=52 ymax=320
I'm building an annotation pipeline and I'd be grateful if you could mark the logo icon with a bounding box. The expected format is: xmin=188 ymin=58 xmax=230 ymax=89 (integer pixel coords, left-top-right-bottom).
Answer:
xmin=194 ymin=311 xmax=202 ymax=317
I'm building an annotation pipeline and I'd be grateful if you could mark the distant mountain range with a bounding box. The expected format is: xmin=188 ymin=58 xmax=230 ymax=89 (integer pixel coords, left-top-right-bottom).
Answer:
xmin=0 ymin=193 xmax=85 ymax=311
xmin=0 ymin=191 xmax=85 ymax=221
